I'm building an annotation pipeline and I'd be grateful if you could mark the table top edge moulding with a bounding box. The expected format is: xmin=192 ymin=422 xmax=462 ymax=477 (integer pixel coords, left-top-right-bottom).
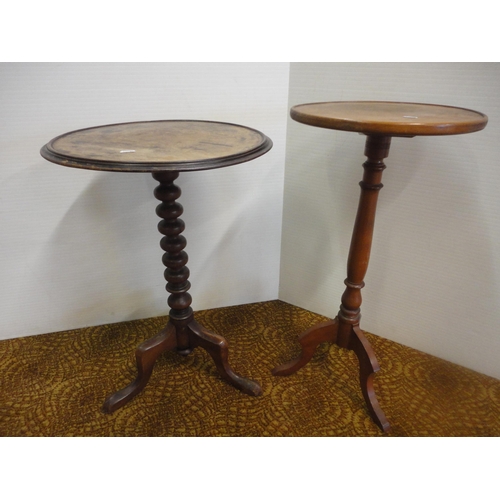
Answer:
xmin=290 ymin=101 xmax=488 ymax=137
xmin=40 ymin=119 xmax=273 ymax=172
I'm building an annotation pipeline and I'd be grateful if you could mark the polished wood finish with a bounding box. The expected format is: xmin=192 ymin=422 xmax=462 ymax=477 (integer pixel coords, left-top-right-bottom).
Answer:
xmin=41 ymin=120 xmax=272 ymax=172
xmin=40 ymin=120 xmax=272 ymax=413
xmin=274 ymin=101 xmax=488 ymax=432
xmin=291 ymin=101 xmax=488 ymax=136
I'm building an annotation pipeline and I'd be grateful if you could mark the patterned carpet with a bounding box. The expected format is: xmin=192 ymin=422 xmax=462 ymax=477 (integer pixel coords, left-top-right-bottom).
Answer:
xmin=1 ymin=300 xmax=499 ymax=437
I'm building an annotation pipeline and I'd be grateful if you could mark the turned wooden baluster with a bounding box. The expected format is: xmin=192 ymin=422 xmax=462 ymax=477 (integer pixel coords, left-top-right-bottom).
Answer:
xmin=338 ymin=135 xmax=390 ymax=345
xmin=103 ymin=171 xmax=261 ymax=413
xmin=102 ymin=171 xmax=188 ymax=413
xmin=273 ymin=135 xmax=391 ymax=432
xmin=340 ymin=135 xmax=390 ymax=432
xmin=154 ymin=171 xmax=261 ymax=397
xmin=155 ymin=171 xmax=194 ymax=354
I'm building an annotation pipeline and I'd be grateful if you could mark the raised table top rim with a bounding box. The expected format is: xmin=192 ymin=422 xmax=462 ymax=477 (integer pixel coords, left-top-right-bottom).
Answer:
xmin=40 ymin=119 xmax=273 ymax=173
xmin=290 ymin=101 xmax=488 ymax=137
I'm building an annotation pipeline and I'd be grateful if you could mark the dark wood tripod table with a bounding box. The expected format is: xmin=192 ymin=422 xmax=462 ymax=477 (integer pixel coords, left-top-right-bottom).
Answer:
xmin=272 ymin=101 xmax=488 ymax=432
xmin=40 ymin=120 xmax=272 ymax=413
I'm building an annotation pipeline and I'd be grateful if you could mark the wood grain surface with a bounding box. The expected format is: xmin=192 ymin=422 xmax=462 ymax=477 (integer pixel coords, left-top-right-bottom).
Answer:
xmin=41 ymin=120 xmax=272 ymax=172
xmin=290 ymin=101 xmax=488 ymax=136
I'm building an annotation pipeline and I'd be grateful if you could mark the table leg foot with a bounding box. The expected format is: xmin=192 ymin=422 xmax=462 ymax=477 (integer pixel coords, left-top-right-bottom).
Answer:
xmin=272 ymin=320 xmax=338 ymax=376
xmin=102 ymin=323 xmax=177 ymax=414
xmin=187 ymin=320 xmax=262 ymax=397
xmin=349 ymin=326 xmax=390 ymax=432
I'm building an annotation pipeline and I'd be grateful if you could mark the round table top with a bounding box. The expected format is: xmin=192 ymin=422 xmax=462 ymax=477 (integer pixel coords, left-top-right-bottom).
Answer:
xmin=290 ymin=101 xmax=488 ymax=137
xmin=40 ymin=120 xmax=273 ymax=172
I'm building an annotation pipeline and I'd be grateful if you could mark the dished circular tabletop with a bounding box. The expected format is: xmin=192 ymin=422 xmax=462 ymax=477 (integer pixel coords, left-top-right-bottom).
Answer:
xmin=40 ymin=120 xmax=273 ymax=172
xmin=290 ymin=101 xmax=488 ymax=137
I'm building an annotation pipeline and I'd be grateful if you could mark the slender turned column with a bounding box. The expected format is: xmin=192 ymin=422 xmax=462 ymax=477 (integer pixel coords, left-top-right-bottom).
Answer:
xmin=272 ymin=134 xmax=392 ymax=431
xmin=337 ymin=135 xmax=391 ymax=348
xmin=153 ymin=171 xmax=193 ymax=353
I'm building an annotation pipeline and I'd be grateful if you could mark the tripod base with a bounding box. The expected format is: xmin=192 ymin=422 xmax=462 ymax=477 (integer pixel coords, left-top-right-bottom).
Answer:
xmin=103 ymin=316 xmax=262 ymax=414
xmin=272 ymin=318 xmax=390 ymax=432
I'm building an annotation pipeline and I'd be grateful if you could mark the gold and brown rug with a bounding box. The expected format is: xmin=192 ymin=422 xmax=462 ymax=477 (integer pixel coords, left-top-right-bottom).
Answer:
xmin=1 ymin=300 xmax=499 ymax=436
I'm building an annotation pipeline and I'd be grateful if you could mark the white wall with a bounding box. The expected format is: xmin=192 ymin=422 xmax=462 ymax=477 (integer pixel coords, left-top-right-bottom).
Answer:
xmin=279 ymin=62 xmax=500 ymax=379
xmin=0 ymin=62 xmax=289 ymax=339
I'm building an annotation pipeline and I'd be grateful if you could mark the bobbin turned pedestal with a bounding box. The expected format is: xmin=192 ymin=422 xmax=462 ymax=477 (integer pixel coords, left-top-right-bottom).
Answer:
xmin=40 ymin=119 xmax=272 ymax=413
xmin=101 ymin=171 xmax=262 ymax=413
xmin=273 ymin=101 xmax=488 ymax=432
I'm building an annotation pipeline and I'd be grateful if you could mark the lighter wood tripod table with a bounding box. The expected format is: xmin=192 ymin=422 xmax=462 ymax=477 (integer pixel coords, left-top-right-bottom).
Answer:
xmin=40 ymin=120 xmax=272 ymax=413
xmin=272 ymin=101 xmax=488 ymax=432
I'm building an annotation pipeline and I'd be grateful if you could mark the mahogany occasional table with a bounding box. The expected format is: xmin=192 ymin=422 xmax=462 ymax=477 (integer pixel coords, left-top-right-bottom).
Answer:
xmin=272 ymin=101 xmax=488 ymax=432
xmin=40 ymin=120 xmax=272 ymax=413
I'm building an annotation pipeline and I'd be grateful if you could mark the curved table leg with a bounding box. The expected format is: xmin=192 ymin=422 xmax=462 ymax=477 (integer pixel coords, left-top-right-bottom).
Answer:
xmin=349 ymin=326 xmax=390 ymax=432
xmin=188 ymin=320 xmax=262 ymax=397
xmin=272 ymin=320 xmax=338 ymax=376
xmin=102 ymin=323 xmax=177 ymax=413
